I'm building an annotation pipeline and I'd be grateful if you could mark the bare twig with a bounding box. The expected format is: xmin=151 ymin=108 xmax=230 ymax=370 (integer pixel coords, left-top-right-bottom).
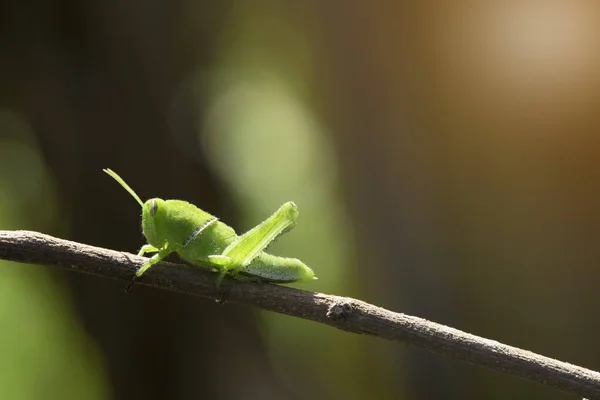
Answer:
xmin=0 ymin=230 xmax=598 ymax=398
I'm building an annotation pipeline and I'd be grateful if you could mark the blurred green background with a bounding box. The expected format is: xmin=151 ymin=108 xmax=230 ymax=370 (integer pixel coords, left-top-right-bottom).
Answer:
xmin=1 ymin=1 xmax=600 ymax=399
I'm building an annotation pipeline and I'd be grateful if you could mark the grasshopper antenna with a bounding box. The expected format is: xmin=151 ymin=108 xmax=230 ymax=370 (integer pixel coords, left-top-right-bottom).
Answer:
xmin=104 ymin=168 xmax=144 ymax=292
xmin=103 ymin=168 xmax=144 ymax=207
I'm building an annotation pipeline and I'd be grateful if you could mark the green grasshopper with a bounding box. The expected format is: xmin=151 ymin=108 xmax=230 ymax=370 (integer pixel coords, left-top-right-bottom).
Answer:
xmin=104 ymin=169 xmax=316 ymax=290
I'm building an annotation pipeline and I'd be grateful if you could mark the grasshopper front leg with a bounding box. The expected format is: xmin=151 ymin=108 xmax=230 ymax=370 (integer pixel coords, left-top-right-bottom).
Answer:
xmin=128 ymin=218 xmax=219 ymax=292
xmin=127 ymin=245 xmax=174 ymax=292
xmin=138 ymin=244 xmax=159 ymax=257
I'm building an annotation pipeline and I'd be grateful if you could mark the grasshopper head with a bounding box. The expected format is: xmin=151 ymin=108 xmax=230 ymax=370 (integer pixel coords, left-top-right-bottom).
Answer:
xmin=142 ymin=198 xmax=167 ymax=248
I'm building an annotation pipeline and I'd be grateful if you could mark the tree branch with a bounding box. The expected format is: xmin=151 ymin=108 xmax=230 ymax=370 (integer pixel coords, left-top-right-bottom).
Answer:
xmin=0 ymin=230 xmax=598 ymax=398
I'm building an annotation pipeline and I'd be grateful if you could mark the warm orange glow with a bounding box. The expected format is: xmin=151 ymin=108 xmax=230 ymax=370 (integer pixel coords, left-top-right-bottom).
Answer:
xmin=428 ymin=0 xmax=600 ymax=139
xmin=477 ymin=1 xmax=599 ymax=90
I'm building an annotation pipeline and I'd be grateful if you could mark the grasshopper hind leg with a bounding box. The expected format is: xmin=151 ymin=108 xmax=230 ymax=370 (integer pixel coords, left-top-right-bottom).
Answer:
xmin=220 ymin=202 xmax=299 ymax=270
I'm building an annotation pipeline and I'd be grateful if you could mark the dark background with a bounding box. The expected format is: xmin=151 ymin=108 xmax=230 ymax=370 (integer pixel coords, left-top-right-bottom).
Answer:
xmin=1 ymin=1 xmax=599 ymax=399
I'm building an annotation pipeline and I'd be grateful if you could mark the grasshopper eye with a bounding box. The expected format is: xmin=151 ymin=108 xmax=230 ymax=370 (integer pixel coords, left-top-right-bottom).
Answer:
xmin=149 ymin=199 xmax=158 ymax=217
